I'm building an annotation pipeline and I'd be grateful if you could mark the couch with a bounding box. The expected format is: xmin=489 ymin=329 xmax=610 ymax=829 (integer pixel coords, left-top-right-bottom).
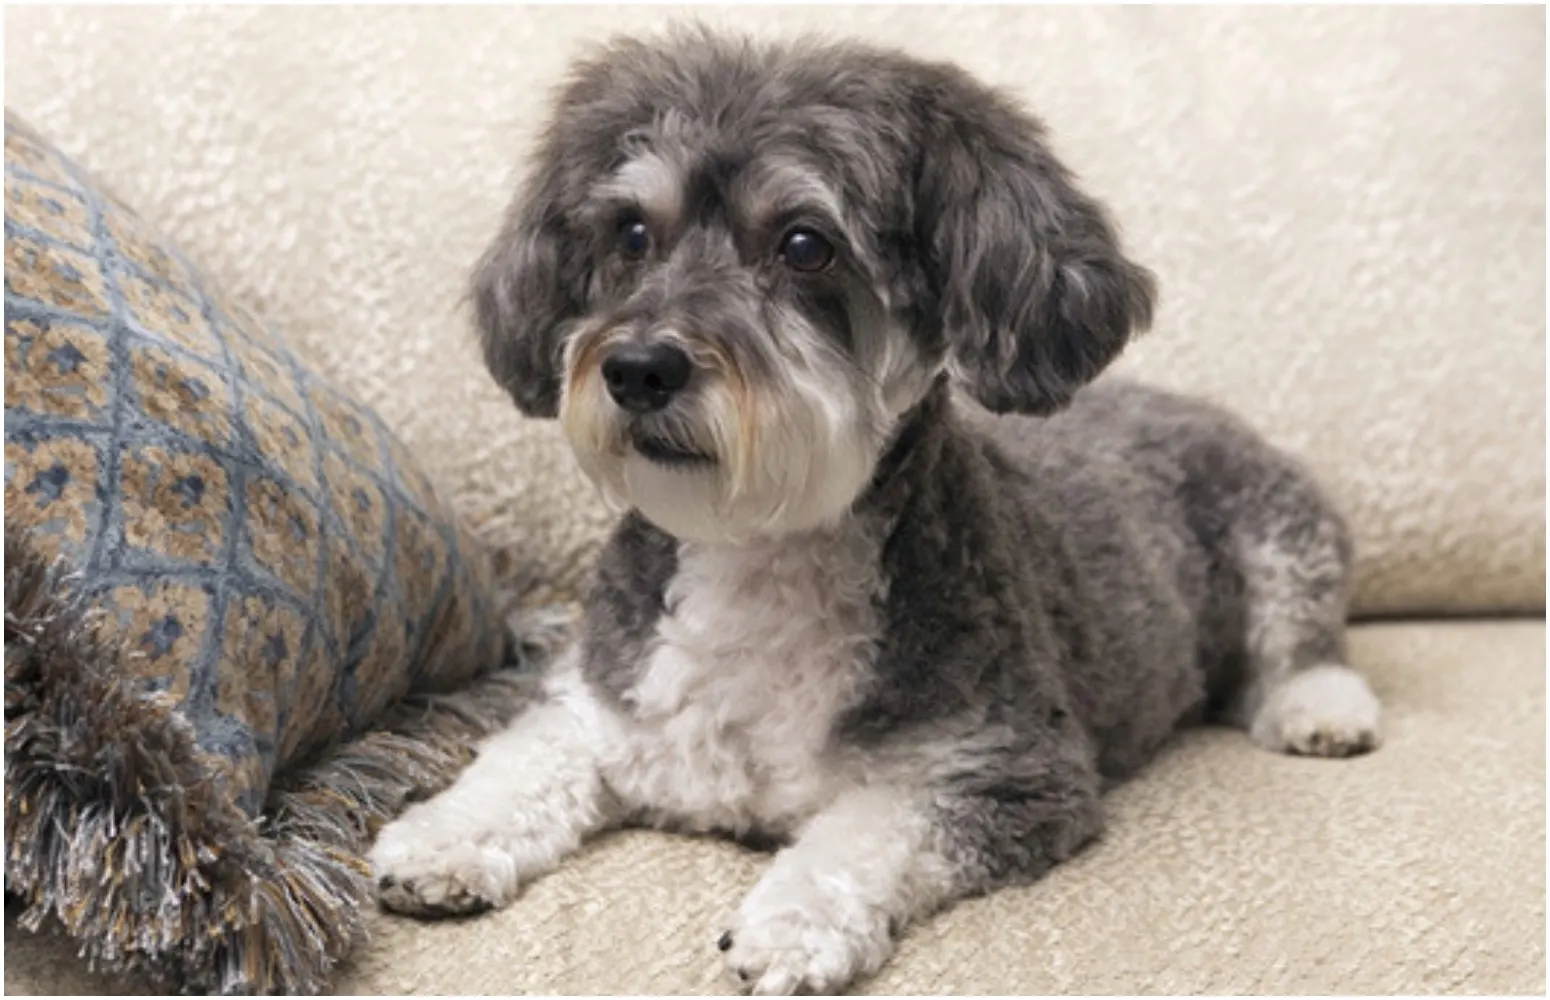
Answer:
xmin=4 ymin=6 xmax=1543 ymax=995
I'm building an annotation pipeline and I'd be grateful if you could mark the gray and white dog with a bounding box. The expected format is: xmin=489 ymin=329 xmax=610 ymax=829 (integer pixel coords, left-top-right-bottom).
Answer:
xmin=370 ymin=27 xmax=1382 ymax=995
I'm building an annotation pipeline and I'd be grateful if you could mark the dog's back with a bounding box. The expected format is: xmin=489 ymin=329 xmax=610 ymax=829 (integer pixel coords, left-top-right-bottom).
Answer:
xmin=959 ymin=376 xmax=1356 ymax=777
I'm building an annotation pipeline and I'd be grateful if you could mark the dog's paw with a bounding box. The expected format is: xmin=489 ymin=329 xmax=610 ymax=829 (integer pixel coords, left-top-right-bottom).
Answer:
xmin=718 ymin=874 xmax=893 ymax=995
xmin=1251 ymin=664 xmax=1382 ymax=758
xmin=369 ymin=804 xmax=519 ymax=918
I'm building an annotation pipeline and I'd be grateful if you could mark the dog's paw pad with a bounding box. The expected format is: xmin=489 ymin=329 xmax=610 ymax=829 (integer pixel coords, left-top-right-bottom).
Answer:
xmin=720 ymin=886 xmax=891 ymax=995
xmin=376 ymin=869 xmax=498 ymax=918
xmin=1252 ymin=664 xmax=1381 ymax=758
xmin=720 ymin=918 xmax=852 ymax=995
xmin=369 ymin=814 xmax=517 ymax=918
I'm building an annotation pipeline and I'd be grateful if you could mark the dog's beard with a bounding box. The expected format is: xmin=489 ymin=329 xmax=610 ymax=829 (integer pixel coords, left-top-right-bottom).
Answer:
xmin=559 ymin=342 xmax=885 ymax=545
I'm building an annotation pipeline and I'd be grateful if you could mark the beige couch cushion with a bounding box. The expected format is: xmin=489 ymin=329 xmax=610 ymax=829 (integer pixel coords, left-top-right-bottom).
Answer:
xmin=3 ymin=6 xmax=1543 ymax=616
xmin=8 ymin=621 xmax=1544 ymax=994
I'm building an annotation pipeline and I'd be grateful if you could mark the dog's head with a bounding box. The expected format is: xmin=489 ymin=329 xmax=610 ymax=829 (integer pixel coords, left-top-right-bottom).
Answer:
xmin=474 ymin=27 xmax=1155 ymax=542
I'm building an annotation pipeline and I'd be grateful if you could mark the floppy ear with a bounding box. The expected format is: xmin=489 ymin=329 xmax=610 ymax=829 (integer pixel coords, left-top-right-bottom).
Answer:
xmin=918 ymin=91 xmax=1156 ymax=415
xmin=471 ymin=153 xmax=591 ymax=419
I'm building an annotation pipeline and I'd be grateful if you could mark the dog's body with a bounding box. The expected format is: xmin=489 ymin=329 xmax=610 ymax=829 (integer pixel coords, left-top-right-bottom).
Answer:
xmin=371 ymin=29 xmax=1380 ymax=994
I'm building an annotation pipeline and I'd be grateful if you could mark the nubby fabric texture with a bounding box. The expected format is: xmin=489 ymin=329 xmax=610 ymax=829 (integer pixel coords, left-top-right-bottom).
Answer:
xmin=5 ymin=6 xmax=1539 ymax=619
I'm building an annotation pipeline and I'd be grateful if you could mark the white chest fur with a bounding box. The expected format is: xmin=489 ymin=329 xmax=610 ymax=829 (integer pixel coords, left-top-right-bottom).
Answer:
xmin=593 ymin=522 xmax=886 ymax=837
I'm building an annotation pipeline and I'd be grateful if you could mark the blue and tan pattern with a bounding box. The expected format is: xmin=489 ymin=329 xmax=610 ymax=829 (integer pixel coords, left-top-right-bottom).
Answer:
xmin=3 ymin=113 xmax=507 ymax=815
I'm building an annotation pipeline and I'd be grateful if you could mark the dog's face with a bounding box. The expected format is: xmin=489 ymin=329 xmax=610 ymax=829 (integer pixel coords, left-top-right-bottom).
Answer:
xmin=474 ymin=29 xmax=1155 ymax=543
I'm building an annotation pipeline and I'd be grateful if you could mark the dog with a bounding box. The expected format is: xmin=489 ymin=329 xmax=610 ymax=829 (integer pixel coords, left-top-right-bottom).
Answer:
xmin=370 ymin=27 xmax=1382 ymax=995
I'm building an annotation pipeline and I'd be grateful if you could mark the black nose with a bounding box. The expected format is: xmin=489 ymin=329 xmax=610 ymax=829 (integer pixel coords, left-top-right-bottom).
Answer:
xmin=601 ymin=343 xmax=692 ymax=413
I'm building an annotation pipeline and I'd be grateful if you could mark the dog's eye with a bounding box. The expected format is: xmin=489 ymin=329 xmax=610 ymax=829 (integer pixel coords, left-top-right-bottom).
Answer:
xmin=779 ymin=229 xmax=834 ymax=273
xmin=619 ymin=219 xmax=651 ymax=260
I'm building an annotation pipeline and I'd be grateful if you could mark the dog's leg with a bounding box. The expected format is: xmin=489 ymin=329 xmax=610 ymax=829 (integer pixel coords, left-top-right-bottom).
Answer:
xmin=718 ymin=779 xmax=1102 ymax=995
xmin=1233 ymin=507 xmax=1382 ymax=757
xmin=370 ymin=653 xmax=619 ymax=916
xmin=718 ymin=786 xmax=946 ymax=996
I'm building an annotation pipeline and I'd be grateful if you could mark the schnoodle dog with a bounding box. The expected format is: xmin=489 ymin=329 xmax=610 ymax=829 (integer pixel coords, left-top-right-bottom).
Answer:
xmin=370 ymin=27 xmax=1382 ymax=994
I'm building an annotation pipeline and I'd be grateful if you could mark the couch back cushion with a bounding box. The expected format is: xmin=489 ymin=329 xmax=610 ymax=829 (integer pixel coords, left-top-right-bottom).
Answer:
xmin=6 ymin=5 xmax=1541 ymax=615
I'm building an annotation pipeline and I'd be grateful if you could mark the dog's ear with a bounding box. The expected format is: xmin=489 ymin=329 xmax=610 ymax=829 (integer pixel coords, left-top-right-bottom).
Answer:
xmin=916 ymin=83 xmax=1156 ymax=415
xmin=471 ymin=147 xmax=591 ymax=420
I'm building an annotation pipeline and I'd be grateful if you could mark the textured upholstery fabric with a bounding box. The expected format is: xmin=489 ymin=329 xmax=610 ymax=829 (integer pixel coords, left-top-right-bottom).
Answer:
xmin=3 ymin=115 xmax=518 ymax=994
xmin=4 ymin=114 xmax=505 ymax=813
xmin=2 ymin=5 xmax=1542 ymax=617
xmin=2 ymin=6 xmax=1543 ymax=997
xmin=7 ymin=622 xmax=1544 ymax=996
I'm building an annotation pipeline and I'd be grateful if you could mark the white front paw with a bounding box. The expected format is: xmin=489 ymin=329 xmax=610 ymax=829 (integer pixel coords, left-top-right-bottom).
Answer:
xmin=1251 ymin=664 xmax=1382 ymax=758
xmin=718 ymin=873 xmax=894 ymax=995
xmin=369 ymin=800 xmax=520 ymax=917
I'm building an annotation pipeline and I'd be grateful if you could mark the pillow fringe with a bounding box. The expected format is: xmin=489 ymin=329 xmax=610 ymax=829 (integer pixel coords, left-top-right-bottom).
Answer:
xmin=5 ymin=525 xmax=572 ymax=994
